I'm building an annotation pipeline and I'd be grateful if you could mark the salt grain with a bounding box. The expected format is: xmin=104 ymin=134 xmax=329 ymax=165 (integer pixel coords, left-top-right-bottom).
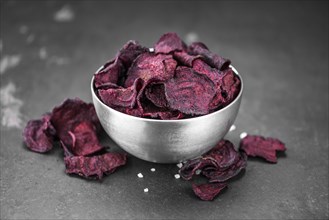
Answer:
xmin=144 ymin=188 xmax=149 ymax=193
xmin=149 ymin=48 xmax=154 ymax=52
xmin=174 ymin=174 xmax=180 ymax=179
xmin=229 ymin=124 xmax=236 ymax=132
xmin=176 ymin=163 xmax=183 ymax=168
xmin=137 ymin=173 xmax=143 ymax=178
xmin=240 ymin=132 xmax=248 ymax=139
xmin=150 ymin=168 xmax=156 ymax=172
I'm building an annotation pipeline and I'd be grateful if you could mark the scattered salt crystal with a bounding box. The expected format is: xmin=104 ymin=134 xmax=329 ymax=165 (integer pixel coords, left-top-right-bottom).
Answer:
xmin=137 ymin=173 xmax=143 ymax=178
xmin=150 ymin=168 xmax=156 ymax=172
xmin=149 ymin=48 xmax=154 ymax=52
xmin=176 ymin=163 xmax=183 ymax=168
xmin=144 ymin=188 xmax=149 ymax=193
xmin=229 ymin=124 xmax=236 ymax=132
xmin=195 ymin=169 xmax=201 ymax=175
xmin=174 ymin=174 xmax=180 ymax=179
xmin=240 ymin=132 xmax=248 ymax=139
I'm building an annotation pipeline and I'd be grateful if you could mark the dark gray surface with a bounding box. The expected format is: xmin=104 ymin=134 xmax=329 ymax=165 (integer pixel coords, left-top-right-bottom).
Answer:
xmin=1 ymin=0 xmax=328 ymax=219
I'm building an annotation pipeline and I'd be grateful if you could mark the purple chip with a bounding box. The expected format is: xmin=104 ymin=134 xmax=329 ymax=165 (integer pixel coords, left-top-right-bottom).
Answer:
xmin=145 ymin=83 xmax=169 ymax=108
xmin=180 ymin=140 xmax=247 ymax=182
xmin=164 ymin=66 xmax=215 ymax=115
xmin=188 ymin=42 xmax=231 ymax=70
xmin=192 ymin=182 xmax=227 ymax=201
xmin=23 ymin=113 xmax=56 ymax=153
xmin=240 ymin=135 xmax=286 ymax=163
xmin=154 ymin=32 xmax=187 ymax=54
xmin=124 ymin=53 xmax=177 ymax=88
xmin=98 ymin=78 xmax=143 ymax=109
xmin=64 ymin=152 xmax=127 ymax=179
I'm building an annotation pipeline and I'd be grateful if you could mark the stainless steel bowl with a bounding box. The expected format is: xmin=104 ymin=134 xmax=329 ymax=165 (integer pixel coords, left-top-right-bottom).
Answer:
xmin=91 ymin=66 xmax=243 ymax=163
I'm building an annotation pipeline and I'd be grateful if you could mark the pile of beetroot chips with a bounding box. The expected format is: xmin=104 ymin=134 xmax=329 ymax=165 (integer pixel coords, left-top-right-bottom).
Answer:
xmin=22 ymin=33 xmax=286 ymax=201
xmin=23 ymin=98 xmax=126 ymax=179
xmin=94 ymin=32 xmax=241 ymax=119
xmin=179 ymin=136 xmax=286 ymax=201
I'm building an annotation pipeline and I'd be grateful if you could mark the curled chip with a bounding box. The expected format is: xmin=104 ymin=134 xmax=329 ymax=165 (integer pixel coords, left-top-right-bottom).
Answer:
xmin=179 ymin=139 xmax=247 ymax=200
xmin=23 ymin=113 xmax=56 ymax=153
xmin=192 ymin=182 xmax=227 ymax=201
xmin=154 ymin=32 xmax=186 ymax=54
xmin=94 ymin=32 xmax=241 ymax=119
xmin=239 ymin=135 xmax=286 ymax=163
xmin=98 ymin=78 xmax=143 ymax=109
xmin=180 ymin=140 xmax=247 ymax=182
xmin=94 ymin=40 xmax=148 ymax=88
xmin=188 ymin=42 xmax=231 ymax=70
xmin=124 ymin=53 xmax=176 ymax=87
xmin=23 ymin=98 xmax=127 ymax=180
xmin=67 ymin=121 xmax=104 ymax=156
xmin=145 ymin=83 xmax=168 ymax=108
xmin=50 ymin=98 xmax=103 ymax=156
xmin=94 ymin=58 xmax=124 ymax=88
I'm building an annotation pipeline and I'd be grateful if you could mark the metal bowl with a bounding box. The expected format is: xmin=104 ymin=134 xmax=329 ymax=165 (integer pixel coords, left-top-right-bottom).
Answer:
xmin=91 ymin=66 xmax=243 ymax=163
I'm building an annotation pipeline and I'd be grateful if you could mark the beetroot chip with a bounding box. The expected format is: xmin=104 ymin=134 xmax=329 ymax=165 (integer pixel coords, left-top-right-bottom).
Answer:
xmin=204 ymin=153 xmax=247 ymax=183
xmin=145 ymin=83 xmax=168 ymax=108
xmin=50 ymin=98 xmax=103 ymax=156
xmin=94 ymin=58 xmax=124 ymax=88
xmin=94 ymin=41 xmax=147 ymax=88
xmin=173 ymin=51 xmax=202 ymax=67
xmin=64 ymin=152 xmax=127 ymax=179
xmin=67 ymin=121 xmax=104 ymax=156
xmin=164 ymin=66 xmax=215 ymax=115
xmin=240 ymin=135 xmax=286 ymax=163
xmin=117 ymin=40 xmax=149 ymax=68
xmin=23 ymin=113 xmax=56 ymax=153
xmin=98 ymin=78 xmax=143 ymax=109
xmin=192 ymin=59 xmax=221 ymax=86
xmin=179 ymin=157 xmax=218 ymax=181
xmin=188 ymin=42 xmax=231 ymax=71
xmin=192 ymin=182 xmax=227 ymax=201
xmin=124 ymin=53 xmax=177 ymax=87
xmin=188 ymin=42 xmax=209 ymax=50
xmin=220 ymin=68 xmax=241 ymax=102
xmin=208 ymin=68 xmax=241 ymax=111
xmin=180 ymin=140 xmax=247 ymax=182
xmin=154 ymin=32 xmax=187 ymax=54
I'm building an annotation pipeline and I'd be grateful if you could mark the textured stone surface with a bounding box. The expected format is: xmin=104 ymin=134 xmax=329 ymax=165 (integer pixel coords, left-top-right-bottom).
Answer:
xmin=1 ymin=0 xmax=328 ymax=219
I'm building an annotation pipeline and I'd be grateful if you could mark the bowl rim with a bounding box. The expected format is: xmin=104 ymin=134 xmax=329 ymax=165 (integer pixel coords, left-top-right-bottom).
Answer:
xmin=91 ymin=65 xmax=243 ymax=123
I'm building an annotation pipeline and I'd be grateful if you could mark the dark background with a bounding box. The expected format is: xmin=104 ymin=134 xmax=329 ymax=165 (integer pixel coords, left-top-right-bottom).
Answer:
xmin=1 ymin=0 xmax=328 ymax=219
